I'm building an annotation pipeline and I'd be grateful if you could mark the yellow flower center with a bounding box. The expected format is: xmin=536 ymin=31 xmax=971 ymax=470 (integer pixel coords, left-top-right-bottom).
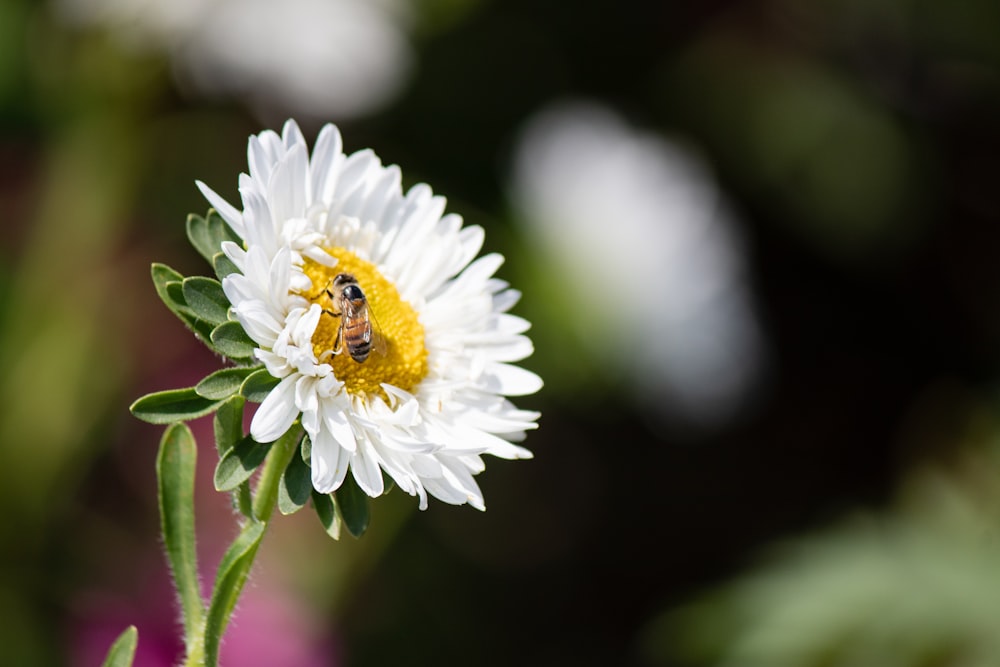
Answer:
xmin=301 ymin=248 xmax=428 ymax=400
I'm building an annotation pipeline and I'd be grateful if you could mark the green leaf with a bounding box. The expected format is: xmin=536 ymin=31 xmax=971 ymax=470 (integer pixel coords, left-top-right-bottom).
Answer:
xmin=187 ymin=210 xmax=242 ymax=265
xmin=214 ymin=436 xmax=270 ymax=491
xmin=150 ymin=264 xmax=214 ymax=342
xmin=213 ymin=251 xmax=240 ymax=281
xmin=334 ymin=474 xmax=371 ymax=538
xmin=211 ymin=321 xmax=257 ymax=361
xmin=204 ymin=521 xmax=265 ymax=667
xmin=278 ymin=439 xmax=311 ymax=515
xmin=130 ymin=388 xmax=224 ymax=424
xmin=241 ymin=368 xmax=280 ymax=403
xmin=213 ymin=395 xmax=245 ymax=456
xmin=312 ymin=490 xmax=341 ymax=540
xmin=197 ymin=367 xmax=258 ymax=401
xmin=99 ymin=626 xmax=138 ymax=667
xmin=157 ymin=424 xmax=204 ymax=641
xmin=182 ymin=277 xmax=230 ymax=327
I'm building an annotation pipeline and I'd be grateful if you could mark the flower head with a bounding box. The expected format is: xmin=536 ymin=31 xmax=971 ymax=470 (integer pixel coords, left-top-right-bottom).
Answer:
xmin=198 ymin=120 xmax=541 ymax=510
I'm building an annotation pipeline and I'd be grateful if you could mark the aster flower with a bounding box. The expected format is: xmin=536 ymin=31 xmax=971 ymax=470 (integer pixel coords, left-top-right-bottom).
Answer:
xmin=125 ymin=121 xmax=540 ymax=667
xmin=190 ymin=120 xmax=539 ymax=511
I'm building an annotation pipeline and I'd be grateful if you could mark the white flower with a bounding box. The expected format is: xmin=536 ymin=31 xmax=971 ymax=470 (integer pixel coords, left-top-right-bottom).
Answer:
xmin=199 ymin=120 xmax=541 ymax=510
xmin=509 ymin=102 xmax=766 ymax=427
xmin=55 ymin=0 xmax=413 ymax=120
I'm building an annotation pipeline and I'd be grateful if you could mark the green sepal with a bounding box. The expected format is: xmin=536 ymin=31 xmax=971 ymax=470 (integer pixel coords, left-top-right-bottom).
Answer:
xmin=99 ymin=625 xmax=138 ymax=667
xmin=213 ymin=251 xmax=240 ymax=281
xmin=182 ymin=277 xmax=230 ymax=327
xmin=151 ymin=264 xmax=214 ymax=343
xmin=204 ymin=521 xmax=265 ymax=667
xmin=130 ymin=388 xmax=224 ymax=424
xmin=214 ymin=436 xmax=270 ymax=491
xmin=312 ymin=490 xmax=341 ymax=540
xmin=278 ymin=438 xmax=312 ymax=515
xmin=156 ymin=424 xmax=204 ymax=641
xmin=210 ymin=321 xmax=257 ymax=361
xmin=196 ymin=366 xmax=259 ymax=401
xmin=186 ymin=209 xmax=243 ymax=265
xmin=213 ymin=395 xmax=245 ymax=456
xmin=241 ymin=368 xmax=281 ymax=403
xmin=334 ymin=474 xmax=371 ymax=538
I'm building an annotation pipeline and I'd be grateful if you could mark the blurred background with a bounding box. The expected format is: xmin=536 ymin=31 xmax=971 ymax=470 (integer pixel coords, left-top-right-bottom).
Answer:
xmin=2 ymin=0 xmax=1000 ymax=665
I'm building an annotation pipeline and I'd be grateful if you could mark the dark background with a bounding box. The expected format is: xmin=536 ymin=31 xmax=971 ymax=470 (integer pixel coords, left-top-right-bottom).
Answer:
xmin=2 ymin=0 xmax=999 ymax=665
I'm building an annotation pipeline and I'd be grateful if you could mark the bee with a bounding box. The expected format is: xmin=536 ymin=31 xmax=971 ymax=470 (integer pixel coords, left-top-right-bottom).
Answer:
xmin=321 ymin=273 xmax=386 ymax=363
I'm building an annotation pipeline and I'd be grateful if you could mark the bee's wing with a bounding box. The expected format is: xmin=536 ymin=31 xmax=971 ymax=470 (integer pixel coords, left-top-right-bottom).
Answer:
xmin=367 ymin=305 xmax=388 ymax=356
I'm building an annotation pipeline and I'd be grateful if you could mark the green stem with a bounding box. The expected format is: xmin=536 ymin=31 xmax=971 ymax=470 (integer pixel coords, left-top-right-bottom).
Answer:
xmin=185 ymin=426 xmax=302 ymax=667
xmin=252 ymin=427 xmax=301 ymax=522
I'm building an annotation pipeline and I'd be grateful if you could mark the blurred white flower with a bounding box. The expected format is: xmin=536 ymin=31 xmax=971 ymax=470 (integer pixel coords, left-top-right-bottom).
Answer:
xmin=509 ymin=102 xmax=766 ymax=427
xmin=53 ymin=0 xmax=413 ymax=120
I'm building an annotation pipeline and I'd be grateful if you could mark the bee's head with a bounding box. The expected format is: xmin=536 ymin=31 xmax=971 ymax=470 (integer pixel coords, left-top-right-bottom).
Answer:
xmin=342 ymin=284 xmax=365 ymax=304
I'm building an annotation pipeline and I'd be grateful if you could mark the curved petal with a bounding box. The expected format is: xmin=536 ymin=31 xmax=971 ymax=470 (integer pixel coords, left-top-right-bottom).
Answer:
xmin=250 ymin=374 xmax=300 ymax=443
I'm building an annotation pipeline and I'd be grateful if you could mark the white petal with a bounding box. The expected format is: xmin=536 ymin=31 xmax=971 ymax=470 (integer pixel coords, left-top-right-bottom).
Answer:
xmin=311 ymin=124 xmax=344 ymax=204
xmin=480 ymin=363 xmax=544 ymax=396
xmin=350 ymin=439 xmax=384 ymax=497
xmin=251 ymin=374 xmax=300 ymax=442
xmin=311 ymin=428 xmax=348 ymax=493
xmin=321 ymin=401 xmax=358 ymax=453
xmin=196 ymin=181 xmax=244 ymax=238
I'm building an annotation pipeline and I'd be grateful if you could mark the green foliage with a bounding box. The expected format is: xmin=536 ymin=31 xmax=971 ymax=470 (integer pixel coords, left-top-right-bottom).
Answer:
xmin=186 ymin=210 xmax=242 ymax=265
xmin=99 ymin=626 xmax=138 ymax=667
xmin=130 ymin=387 xmax=224 ymax=424
xmin=203 ymin=521 xmax=266 ymax=667
xmin=210 ymin=321 xmax=257 ymax=362
xmin=312 ymin=490 xmax=341 ymax=540
xmin=240 ymin=368 xmax=281 ymax=403
xmin=196 ymin=367 xmax=258 ymax=401
xmin=214 ymin=436 xmax=270 ymax=491
xmin=651 ymin=455 xmax=1000 ymax=667
xmin=156 ymin=424 xmax=204 ymax=644
xmin=182 ymin=277 xmax=230 ymax=327
xmin=213 ymin=395 xmax=245 ymax=455
xmin=151 ymin=263 xmax=215 ymax=343
xmin=213 ymin=252 xmax=239 ymax=281
xmin=150 ymin=260 xmax=260 ymax=365
xmin=335 ymin=474 xmax=371 ymax=538
xmin=278 ymin=438 xmax=312 ymax=515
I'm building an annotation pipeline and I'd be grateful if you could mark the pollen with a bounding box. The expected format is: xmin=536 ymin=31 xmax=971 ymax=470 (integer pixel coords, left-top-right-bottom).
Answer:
xmin=301 ymin=249 xmax=428 ymax=400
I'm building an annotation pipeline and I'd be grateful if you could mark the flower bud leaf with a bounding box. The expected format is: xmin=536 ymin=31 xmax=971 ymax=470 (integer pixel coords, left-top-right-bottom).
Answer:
xmin=210 ymin=321 xmax=257 ymax=362
xmin=214 ymin=436 xmax=270 ymax=491
xmin=157 ymin=423 xmax=204 ymax=641
xmin=99 ymin=625 xmax=138 ymax=667
xmin=278 ymin=440 xmax=311 ymax=515
xmin=182 ymin=277 xmax=230 ymax=327
xmin=213 ymin=395 xmax=245 ymax=455
xmin=130 ymin=388 xmax=224 ymax=424
xmin=204 ymin=521 xmax=265 ymax=667
xmin=196 ymin=367 xmax=258 ymax=401
xmin=186 ymin=210 xmax=242 ymax=265
xmin=312 ymin=490 xmax=341 ymax=540
xmin=240 ymin=368 xmax=281 ymax=403
xmin=334 ymin=475 xmax=370 ymax=538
